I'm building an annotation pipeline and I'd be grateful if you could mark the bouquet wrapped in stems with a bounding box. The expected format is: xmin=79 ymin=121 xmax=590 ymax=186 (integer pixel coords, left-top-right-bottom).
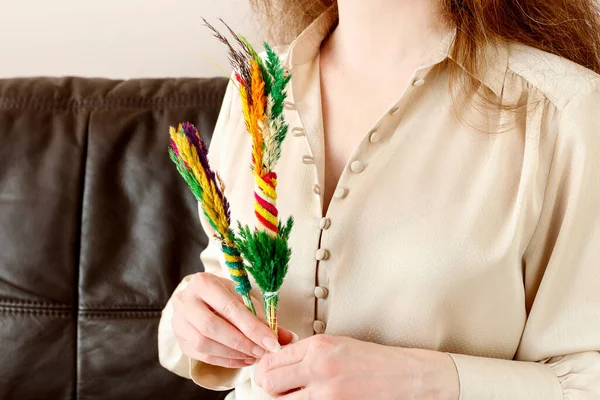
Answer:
xmin=169 ymin=19 xmax=294 ymax=338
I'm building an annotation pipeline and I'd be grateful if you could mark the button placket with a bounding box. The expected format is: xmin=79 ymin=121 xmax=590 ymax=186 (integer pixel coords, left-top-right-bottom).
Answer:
xmin=313 ymin=320 xmax=326 ymax=334
xmin=315 ymin=248 xmax=329 ymax=261
xmin=286 ymin=93 xmax=322 ymax=208
xmin=308 ymin=63 xmax=434 ymax=336
xmin=314 ymin=286 xmax=329 ymax=299
xmin=350 ymin=160 xmax=365 ymax=174
xmin=326 ymin=70 xmax=430 ymax=208
xmin=302 ymin=155 xmax=315 ymax=164
xmin=385 ymin=67 xmax=431 ymax=118
xmin=283 ymin=66 xmax=291 ymax=78
xmin=333 ymin=187 xmax=348 ymax=199
xmin=369 ymin=130 xmax=381 ymax=143
xmin=291 ymin=127 xmax=305 ymax=137
xmin=289 ymin=60 xmax=328 ymax=216
xmin=319 ymin=217 xmax=331 ymax=230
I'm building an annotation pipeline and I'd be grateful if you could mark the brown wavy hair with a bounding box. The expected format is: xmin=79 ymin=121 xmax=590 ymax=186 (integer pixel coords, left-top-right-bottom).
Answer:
xmin=250 ymin=0 xmax=600 ymax=129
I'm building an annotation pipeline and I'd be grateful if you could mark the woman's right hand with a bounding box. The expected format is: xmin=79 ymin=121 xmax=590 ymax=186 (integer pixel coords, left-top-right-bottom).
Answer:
xmin=171 ymin=272 xmax=294 ymax=368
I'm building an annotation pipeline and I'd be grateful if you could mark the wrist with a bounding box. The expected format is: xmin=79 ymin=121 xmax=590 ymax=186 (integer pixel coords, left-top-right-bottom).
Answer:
xmin=395 ymin=347 xmax=460 ymax=400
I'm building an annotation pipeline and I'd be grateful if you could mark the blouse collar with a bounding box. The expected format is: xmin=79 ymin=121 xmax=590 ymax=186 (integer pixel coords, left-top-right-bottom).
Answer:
xmin=284 ymin=5 xmax=508 ymax=97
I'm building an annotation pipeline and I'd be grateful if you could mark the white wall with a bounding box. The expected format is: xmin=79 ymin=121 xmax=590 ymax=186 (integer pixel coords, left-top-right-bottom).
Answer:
xmin=0 ymin=0 xmax=263 ymax=78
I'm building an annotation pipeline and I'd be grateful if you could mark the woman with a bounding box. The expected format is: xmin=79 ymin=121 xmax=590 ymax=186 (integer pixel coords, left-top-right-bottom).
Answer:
xmin=158 ymin=0 xmax=600 ymax=398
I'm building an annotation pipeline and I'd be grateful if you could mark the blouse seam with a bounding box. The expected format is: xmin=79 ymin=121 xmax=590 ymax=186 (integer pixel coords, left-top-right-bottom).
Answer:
xmin=504 ymin=67 xmax=560 ymax=110
xmin=520 ymin=77 xmax=600 ymax=259
xmin=562 ymin=77 xmax=600 ymax=109
xmin=543 ymin=362 xmax=566 ymax=400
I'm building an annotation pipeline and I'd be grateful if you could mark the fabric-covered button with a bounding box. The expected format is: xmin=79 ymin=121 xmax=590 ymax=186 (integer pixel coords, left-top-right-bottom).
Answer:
xmin=284 ymin=101 xmax=296 ymax=110
xmin=390 ymin=106 xmax=400 ymax=115
xmin=302 ymin=155 xmax=315 ymax=164
xmin=350 ymin=160 xmax=365 ymax=173
xmin=314 ymin=286 xmax=329 ymax=299
xmin=369 ymin=131 xmax=381 ymax=143
xmin=315 ymin=249 xmax=329 ymax=261
xmin=313 ymin=320 xmax=326 ymax=334
xmin=319 ymin=217 xmax=331 ymax=230
xmin=291 ymin=127 xmax=305 ymax=137
xmin=412 ymin=78 xmax=426 ymax=87
xmin=334 ymin=187 xmax=348 ymax=199
xmin=313 ymin=184 xmax=321 ymax=195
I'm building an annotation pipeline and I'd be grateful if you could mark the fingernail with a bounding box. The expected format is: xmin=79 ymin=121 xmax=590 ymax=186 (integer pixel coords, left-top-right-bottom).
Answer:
xmin=252 ymin=345 xmax=266 ymax=357
xmin=244 ymin=358 xmax=256 ymax=365
xmin=262 ymin=337 xmax=281 ymax=353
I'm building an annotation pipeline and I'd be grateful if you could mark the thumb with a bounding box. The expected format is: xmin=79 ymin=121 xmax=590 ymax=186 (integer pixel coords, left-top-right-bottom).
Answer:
xmin=277 ymin=326 xmax=295 ymax=346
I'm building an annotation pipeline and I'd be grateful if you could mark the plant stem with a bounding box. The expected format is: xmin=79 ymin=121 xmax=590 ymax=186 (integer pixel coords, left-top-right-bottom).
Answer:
xmin=263 ymin=293 xmax=278 ymax=338
xmin=241 ymin=293 xmax=257 ymax=316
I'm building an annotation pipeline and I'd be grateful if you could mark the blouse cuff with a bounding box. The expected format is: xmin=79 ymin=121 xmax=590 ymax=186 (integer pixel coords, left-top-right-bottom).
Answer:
xmin=447 ymin=352 xmax=562 ymax=400
xmin=544 ymin=352 xmax=600 ymax=399
xmin=189 ymin=359 xmax=252 ymax=391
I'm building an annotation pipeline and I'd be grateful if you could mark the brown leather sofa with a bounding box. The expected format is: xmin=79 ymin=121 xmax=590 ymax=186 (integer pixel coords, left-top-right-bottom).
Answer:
xmin=0 ymin=77 xmax=232 ymax=399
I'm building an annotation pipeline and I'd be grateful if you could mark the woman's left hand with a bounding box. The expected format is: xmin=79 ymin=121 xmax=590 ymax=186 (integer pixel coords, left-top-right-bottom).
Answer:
xmin=254 ymin=334 xmax=459 ymax=400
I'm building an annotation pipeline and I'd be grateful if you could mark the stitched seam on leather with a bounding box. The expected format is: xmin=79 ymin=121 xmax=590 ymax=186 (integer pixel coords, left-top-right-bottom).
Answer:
xmin=0 ymin=308 xmax=72 ymax=317
xmin=78 ymin=311 xmax=161 ymax=318
xmin=0 ymin=299 xmax=71 ymax=308
xmin=0 ymin=96 xmax=221 ymax=105
xmin=79 ymin=308 xmax=162 ymax=312
xmin=0 ymin=94 xmax=226 ymax=111
xmin=79 ymin=304 xmax=164 ymax=309
xmin=0 ymin=308 xmax=161 ymax=317
xmin=0 ymin=300 xmax=164 ymax=310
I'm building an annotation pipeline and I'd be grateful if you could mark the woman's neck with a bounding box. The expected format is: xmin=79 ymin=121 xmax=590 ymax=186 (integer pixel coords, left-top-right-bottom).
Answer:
xmin=325 ymin=0 xmax=449 ymax=74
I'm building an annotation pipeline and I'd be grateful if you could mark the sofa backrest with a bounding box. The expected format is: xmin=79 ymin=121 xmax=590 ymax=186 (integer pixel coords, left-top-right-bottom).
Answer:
xmin=0 ymin=76 xmax=231 ymax=399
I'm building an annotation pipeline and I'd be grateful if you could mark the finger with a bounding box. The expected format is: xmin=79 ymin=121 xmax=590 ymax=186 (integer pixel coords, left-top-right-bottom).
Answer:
xmin=174 ymin=290 xmax=265 ymax=358
xmin=198 ymin=275 xmax=272 ymax=338
xmin=256 ymin=364 xmax=307 ymax=397
xmin=173 ymin=314 xmax=253 ymax=359
xmin=276 ymin=388 xmax=311 ymax=400
xmin=193 ymin=274 xmax=280 ymax=353
xmin=199 ymin=274 xmax=264 ymax=321
xmin=256 ymin=339 xmax=308 ymax=374
xmin=277 ymin=326 xmax=295 ymax=346
xmin=178 ymin=340 xmax=256 ymax=369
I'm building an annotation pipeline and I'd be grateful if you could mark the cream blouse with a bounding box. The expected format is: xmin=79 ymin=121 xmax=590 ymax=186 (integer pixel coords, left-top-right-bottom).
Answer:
xmin=158 ymin=6 xmax=600 ymax=399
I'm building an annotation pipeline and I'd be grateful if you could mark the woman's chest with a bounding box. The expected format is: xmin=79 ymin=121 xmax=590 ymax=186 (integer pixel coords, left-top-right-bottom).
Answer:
xmin=216 ymin=62 xmax=547 ymax=356
xmin=222 ymin=112 xmax=535 ymax=356
xmin=318 ymin=62 xmax=421 ymax=215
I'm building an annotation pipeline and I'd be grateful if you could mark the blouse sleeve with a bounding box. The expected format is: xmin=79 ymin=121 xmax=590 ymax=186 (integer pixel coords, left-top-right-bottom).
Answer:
xmin=157 ymin=75 xmax=254 ymax=391
xmin=447 ymin=79 xmax=600 ymax=399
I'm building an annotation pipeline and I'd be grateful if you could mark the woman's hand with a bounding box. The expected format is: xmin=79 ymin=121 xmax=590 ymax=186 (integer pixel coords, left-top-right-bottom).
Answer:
xmin=254 ymin=335 xmax=459 ymax=400
xmin=171 ymin=272 xmax=294 ymax=369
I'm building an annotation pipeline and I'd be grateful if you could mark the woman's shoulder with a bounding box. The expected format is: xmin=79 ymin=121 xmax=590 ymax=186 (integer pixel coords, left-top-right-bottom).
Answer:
xmin=505 ymin=40 xmax=600 ymax=110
